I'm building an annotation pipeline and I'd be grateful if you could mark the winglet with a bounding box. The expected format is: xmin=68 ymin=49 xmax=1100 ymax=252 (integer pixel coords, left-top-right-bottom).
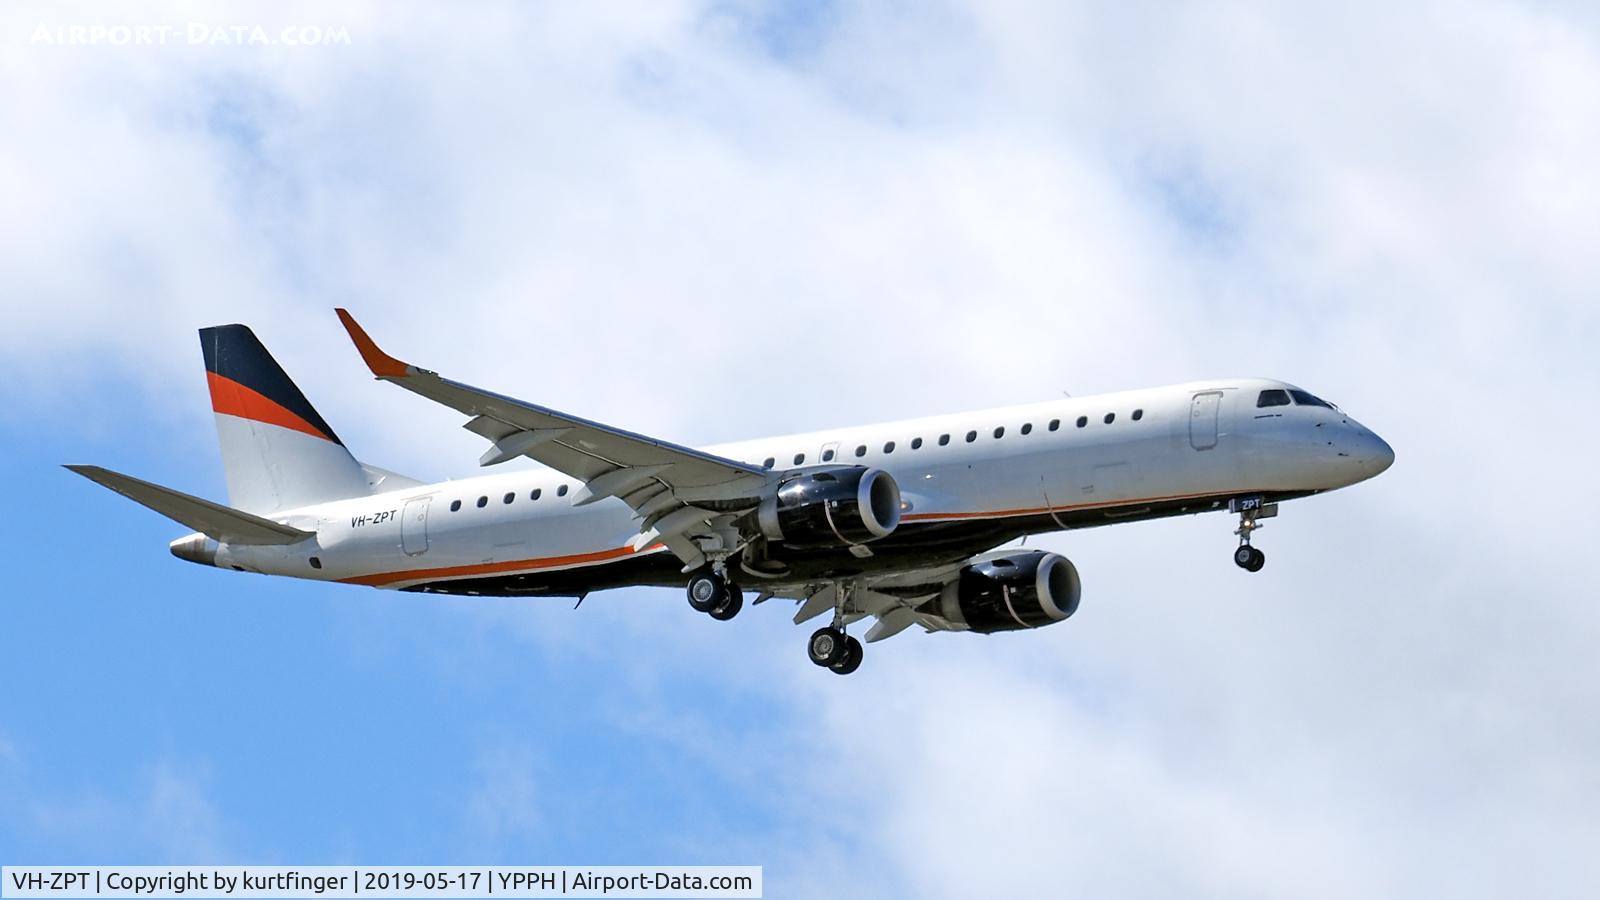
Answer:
xmin=335 ymin=308 xmax=410 ymax=378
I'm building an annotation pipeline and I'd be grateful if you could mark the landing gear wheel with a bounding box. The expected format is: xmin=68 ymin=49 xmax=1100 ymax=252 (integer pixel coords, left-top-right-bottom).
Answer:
xmin=708 ymin=583 xmax=743 ymax=621
xmin=686 ymin=571 xmax=726 ymax=613
xmin=829 ymin=635 xmax=863 ymax=675
xmin=807 ymin=626 xmax=848 ymax=667
xmin=1234 ymin=546 xmax=1255 ymax=569
xmin=1246 ymin=547 xmax=1266 ymax=572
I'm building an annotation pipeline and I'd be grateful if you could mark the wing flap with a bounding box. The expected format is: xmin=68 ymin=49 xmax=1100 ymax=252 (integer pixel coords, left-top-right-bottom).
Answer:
xmin=865 ymin=606 xmax=918 ymax=643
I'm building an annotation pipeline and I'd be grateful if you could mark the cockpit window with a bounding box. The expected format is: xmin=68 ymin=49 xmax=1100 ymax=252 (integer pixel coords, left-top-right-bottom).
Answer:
xmin=1289 ymin=389 xmax=1335 ymax=409
xmin=1257 ymin=389 xmax=1291 ymax=408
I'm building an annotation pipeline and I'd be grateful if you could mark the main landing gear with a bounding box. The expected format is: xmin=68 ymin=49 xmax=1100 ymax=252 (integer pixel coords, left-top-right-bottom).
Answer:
xmin=686 ymin=568 xmax=743 ymax=621
xmin=1230 ymin=496 xmax=1277 ymax=573
xmin=806 ymin=583 xmax=863 ymax=675
xmin=686 ymin=568 xmax=865 ymax=675
xmin=808 ymin=626 xmax=863 ymax=675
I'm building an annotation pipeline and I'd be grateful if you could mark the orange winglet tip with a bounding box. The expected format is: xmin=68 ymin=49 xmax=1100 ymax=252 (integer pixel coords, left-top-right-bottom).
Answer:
xmin=335 ymin=308 xmax=410 ymax=378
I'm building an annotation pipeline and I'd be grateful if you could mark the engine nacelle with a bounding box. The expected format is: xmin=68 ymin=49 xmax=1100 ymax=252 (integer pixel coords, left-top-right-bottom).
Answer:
xmin=757 ymin=466 xmax=902 ymax=550
xmin=937 ymin=550 xmax=1081 ymax=633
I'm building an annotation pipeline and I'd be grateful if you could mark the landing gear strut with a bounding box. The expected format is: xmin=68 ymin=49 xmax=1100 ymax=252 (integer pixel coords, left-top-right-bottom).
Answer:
xmin=1230 ymin=496 xmax=1276 ymax=573
xmin=806 ymin=584 xmax=864 ymax=675
xmin=686 ymin=567 xmax=743 ymax=619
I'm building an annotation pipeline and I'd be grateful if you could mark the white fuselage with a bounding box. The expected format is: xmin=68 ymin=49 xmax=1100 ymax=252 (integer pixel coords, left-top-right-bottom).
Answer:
xmin=202 ymin=378 xmax=1393 ymax=593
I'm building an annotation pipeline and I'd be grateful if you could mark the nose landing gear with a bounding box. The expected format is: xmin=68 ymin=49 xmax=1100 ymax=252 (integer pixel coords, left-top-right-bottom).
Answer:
xmin=1233 ymin=543 xmax=1265 ymax=572
xmin=1230 ymin=496 xmax=1276 ymax=573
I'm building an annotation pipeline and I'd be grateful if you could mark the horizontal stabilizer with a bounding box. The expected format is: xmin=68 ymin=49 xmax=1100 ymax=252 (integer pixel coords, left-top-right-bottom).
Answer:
xmin=65 ymin=465 xmax=314 ymax=545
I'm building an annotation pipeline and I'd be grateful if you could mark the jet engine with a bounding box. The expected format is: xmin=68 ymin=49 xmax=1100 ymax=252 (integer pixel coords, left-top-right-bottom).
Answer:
xmin=936 ymin=550 xmax=1081 ymax=633
xmin=757 ymin=466 xmax=902 ymax=550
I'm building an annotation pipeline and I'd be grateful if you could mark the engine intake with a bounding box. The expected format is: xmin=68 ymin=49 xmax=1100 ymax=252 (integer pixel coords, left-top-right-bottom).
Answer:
xmin=937 ymin=550 xmax=1081 ymax=633
xmin=757 ymin=466 xmax=902 ymax=549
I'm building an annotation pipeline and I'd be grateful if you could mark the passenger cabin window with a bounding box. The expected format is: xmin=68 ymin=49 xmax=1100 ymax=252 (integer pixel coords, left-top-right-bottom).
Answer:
xmin=763 ymin=457 xmax=775 ymax=469
xmin=884 ymin=441 xmax=895 ymax=453
xmin=794 ymin=453 xmax=805 ymax=465
xmin=530 ymin=488 xmax=542 ymax=501
xmin=822 ymin=449 xmax=835 ymax=462
xmin=450 ymin=499 xmax=462 ymax=512
xmin=1076 ymin=416 xmax=1088 ymax=428
xmin=476 ymin=496 xmax=488 ymax=508
xmin=911 ymin=437 xmax=923 ymax=450
xmin=939 ymin=434 xmax=950 ymax=446
xmin=503 ymin=492 xmax=515 ymax=504
xmin=1290 ymin=389 xmax=1335 ymax=409
xmin=1104 ymin=413 xmax=1115 ymax=424
xmin=855 ymin=445 xmax=867 ymax=457
xmin=965 ymin=430 xmax=978 ymax=443
xmin=1049 ymin=419 xmax=1061 ymax=432
xmin=1257 ymin=389 xmax=1291 ymax=408
xmin=557 ymin=484 xmax=569 ymax=497
xmin=1132 ymin=408 xmax=1144 ymax=421
xmin=993 ymin=426 xmax=1005 ymax=439
xmin=1021 ymin=423 xmax=1033 ymax=435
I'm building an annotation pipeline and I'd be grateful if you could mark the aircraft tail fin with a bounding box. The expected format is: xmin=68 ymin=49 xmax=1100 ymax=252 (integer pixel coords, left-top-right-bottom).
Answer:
xmin=200 ymin=324 xmax=372 ymax=514
xmin=64 ymin=465 xmax=313 ymax=545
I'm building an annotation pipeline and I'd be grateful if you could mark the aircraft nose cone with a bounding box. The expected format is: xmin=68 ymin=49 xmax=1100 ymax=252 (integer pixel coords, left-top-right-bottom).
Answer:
xmin=1361 ymin=431 xmax=1395 ymax=475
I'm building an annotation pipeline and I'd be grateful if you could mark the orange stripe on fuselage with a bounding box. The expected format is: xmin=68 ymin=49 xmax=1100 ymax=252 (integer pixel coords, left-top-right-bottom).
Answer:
xmin=339 ymin=491 xmax=1247 ymax=589
xmin=206 ymin=371 xmax=333 ymax=442
xmin=338 ymin=543 xmax=663 ymax=587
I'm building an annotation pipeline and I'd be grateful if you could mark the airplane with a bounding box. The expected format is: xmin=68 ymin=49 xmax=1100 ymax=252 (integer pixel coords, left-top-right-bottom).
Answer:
xmin=69 ymin=311 xmax=1394 ymax=674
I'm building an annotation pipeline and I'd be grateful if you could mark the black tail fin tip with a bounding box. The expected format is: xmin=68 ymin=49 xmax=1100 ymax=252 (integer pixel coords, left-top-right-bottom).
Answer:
xmin=200 ymin=324 xmax=343 ymax=445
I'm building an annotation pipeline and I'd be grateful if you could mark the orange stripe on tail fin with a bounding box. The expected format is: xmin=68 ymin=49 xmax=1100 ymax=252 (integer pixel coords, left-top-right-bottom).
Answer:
xmin=206 ymin=372 xmax=336 ymax=442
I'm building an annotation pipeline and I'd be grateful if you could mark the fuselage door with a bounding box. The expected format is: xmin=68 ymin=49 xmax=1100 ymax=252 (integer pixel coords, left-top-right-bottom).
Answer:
xmin=401 ymin=496 xmax=431 ymax=556
xmin=1189 ymin=391 xmax=1222 ymax=451
xmin=818 ymin=441 xmax=840 ymax=464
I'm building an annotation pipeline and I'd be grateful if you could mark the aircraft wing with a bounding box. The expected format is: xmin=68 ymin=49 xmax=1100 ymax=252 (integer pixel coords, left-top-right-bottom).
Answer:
xmin=335 ymin=310 xmax=769 ymax=568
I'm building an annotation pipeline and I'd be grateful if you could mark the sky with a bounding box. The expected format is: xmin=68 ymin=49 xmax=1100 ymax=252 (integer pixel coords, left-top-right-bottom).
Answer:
xmin=2 ymin=1 xmax=1598 ymax=897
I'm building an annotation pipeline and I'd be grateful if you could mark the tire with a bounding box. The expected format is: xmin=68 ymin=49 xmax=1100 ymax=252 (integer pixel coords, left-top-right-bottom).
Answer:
xmin=830 ymin=636 xmax=864 ymax=675
xmin=709 ymin=583 xmax=743 ymax=621
xmin=1246 ymin=548 xmax=1266 ymax=572
xmin=686 ymin=571 xmax=725 ymax=613
xmin=808 ymin=627 xmax=847 ymax=667
xmin=1234 ymin=545 xmax=1255 ymax=569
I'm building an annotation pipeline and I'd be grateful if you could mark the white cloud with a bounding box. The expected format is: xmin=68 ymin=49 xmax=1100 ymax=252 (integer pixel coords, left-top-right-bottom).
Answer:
xmin=7 ymin=750 xmax=231 ymax=860
xmin=4 ymin=1 xmax=1598 ymax=896
xmin=461 ymin=744 xmax=544 ymax=851
xmin=142 ymin=762 xmax=229 ymax=860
